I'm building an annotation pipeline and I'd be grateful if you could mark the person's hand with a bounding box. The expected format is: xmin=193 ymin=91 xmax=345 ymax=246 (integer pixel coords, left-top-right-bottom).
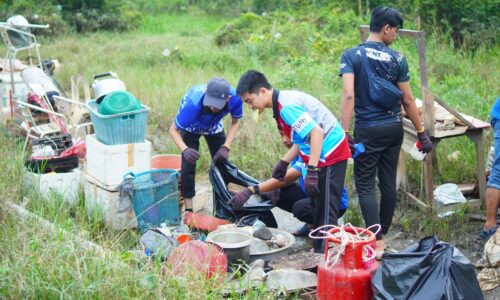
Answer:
xmin=213 ymin=145 xmax=230 ymax=164
xmin=229 ymin=188 xmax=253 ymax=210
xmin=345 ymin=132 xmax=356 ymax=157
xmin=262 ymin=189 xmax=280 ymax=205
xmin=304 ymin=168 xmax=320 ymax=196
xmin=182 ymin=148 xmax=200 ymax=164
xmin=272 ymin=159 xmax=289 ymax=180
xmin=417 ymin=131 xmax=432 ymax=153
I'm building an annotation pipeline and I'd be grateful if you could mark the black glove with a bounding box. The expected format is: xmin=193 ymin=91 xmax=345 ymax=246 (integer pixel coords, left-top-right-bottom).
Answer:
xmin=229 ymin=186 xmax=257 ymax=210
xmin=417 ymin=131 xmax=432 ymax=153
xmin=262 ymin=189 xmax=281 ymax=205
xmin=272 ymin=159 xmax=289 ymax=181
xmin=182 ymin=147 xmax=200 ymax=164
xmin=304 ymin=168 xmax=320 ymax=196
xmin=212 ymin=145 xmax=230 ymax=164
xmin=345 ymin=132 xmax=356 ymax=157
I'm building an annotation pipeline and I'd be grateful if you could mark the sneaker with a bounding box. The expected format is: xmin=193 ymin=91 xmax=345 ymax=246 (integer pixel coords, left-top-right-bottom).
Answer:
xmin=292 ymin=224 xmax=311 ymax=237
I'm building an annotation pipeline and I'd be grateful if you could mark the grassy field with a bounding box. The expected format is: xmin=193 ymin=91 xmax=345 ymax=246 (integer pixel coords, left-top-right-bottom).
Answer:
xmin=0 ymin=9 xmax=499 ymax=298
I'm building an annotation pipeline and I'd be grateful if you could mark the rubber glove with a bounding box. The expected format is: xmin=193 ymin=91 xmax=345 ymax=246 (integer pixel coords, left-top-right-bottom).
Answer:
xmin=272 ymin=159 xmax=289 ymax=180
xmin=229 ymin=185 xmax=258 ymax=210
xmin=417 ymin=131 xmax=433 ymax=153
xmin=212 ymin=145 xmax=230 ymax=164
xmin=182 ymin=147 xmax=200 ymax=164
xmin=304 ymin=169 xmax=320 ymax=196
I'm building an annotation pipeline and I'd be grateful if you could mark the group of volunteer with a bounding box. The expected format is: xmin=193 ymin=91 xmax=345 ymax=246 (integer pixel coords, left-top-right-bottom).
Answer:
xmin=168 ymin=7 xmax=433 ymax=257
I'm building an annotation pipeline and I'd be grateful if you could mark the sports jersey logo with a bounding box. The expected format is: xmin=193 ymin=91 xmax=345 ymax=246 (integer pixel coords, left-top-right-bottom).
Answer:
xmin=292 ymin=113 xmax=312 ymax=133
xmin=366 ymin=48 xmax=391 ymax=62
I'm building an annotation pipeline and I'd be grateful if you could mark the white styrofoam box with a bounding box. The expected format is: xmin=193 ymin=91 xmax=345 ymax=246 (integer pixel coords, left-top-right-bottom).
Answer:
xmin=84 ymin=173 xmax=137 ymax=230
xmin=193 ymin=186 xmax=209 ymax=212
xmin=24 ymin=168 xmax=82 ymax=205
xmin=86 ymin=134 xmax=151 ymax=188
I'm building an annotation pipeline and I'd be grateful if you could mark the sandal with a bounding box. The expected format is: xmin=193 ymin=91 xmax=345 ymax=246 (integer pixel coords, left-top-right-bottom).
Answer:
xmin=481 ymin=226 xmax=498 ymax=239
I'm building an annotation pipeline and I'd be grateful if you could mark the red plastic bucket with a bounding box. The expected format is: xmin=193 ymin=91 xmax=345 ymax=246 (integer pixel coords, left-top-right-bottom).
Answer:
xmin=151 ymin=154 xmax=181 ymax=171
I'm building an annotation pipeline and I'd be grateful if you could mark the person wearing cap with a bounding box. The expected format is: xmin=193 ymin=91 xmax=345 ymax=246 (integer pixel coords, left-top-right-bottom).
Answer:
xmin=169 ymin=77 xmax=243 ymax=212
xmin=236 ymin=70 xmax=351 ymax=253
xmin=339 ymin=7 xmax=432 ymax=258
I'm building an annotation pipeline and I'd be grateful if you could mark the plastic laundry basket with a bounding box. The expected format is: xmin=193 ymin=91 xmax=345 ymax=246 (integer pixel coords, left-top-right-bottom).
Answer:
xmin=87 ymin=99 xmax=149 ymax=145
xmin=125 ymin=169 xmax=179 ymax=233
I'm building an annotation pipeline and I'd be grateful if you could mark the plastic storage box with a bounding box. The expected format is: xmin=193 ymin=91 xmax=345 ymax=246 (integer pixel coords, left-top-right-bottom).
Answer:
xmin=84 ymin=173 xmax=138 ymax=230
xmin=24 ymin=168 xmax=82 ymax=205
xmin=86 ymin=134 xmax=151 ymax=188
xmin=126 ymin=169 xmax=180 ymax=233
xmin=86 ymin=99 xmax=150 ymax=145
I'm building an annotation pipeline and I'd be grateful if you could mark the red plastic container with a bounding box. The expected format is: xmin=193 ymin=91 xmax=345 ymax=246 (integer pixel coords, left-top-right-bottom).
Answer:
xmin=316 ymin=227 xmax=378 ymax=300
xmin=151 ymin=154 xmax=181 ymax=171
xmin=183 ymin=212 xmax=231 ymax=232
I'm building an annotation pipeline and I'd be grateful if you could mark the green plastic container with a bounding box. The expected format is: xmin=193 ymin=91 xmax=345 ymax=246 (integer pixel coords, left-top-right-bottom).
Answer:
xmin=98 ymin=91 xmax=142 ymax=115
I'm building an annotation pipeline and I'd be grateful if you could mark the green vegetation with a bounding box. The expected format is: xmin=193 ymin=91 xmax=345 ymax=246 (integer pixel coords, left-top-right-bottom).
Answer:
xmin=0 ymin=2 xmax=499 ymax=298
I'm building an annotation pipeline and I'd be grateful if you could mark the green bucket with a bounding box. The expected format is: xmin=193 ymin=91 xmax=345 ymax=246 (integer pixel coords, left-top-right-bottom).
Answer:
xmin=98 ymin=91 xmax=142 ymax=115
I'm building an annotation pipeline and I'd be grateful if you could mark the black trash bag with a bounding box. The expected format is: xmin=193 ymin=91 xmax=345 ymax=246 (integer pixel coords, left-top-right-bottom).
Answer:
xmin=372 ymin=236 xmax=483 ymax=300
xmin=210 ymin=161 xmax=277 ymax=227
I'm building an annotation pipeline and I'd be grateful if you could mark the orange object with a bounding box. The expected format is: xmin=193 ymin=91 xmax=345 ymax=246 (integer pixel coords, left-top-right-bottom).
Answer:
xmin=169 ymin=240 xmax=227 ymax=278
xmin=184 ymin=212 xmax=231 ymax=232
xmin=177 ymin=233 xmax=193 ymax=244
xmin=151 ymin=154 xmax=182 ymax=171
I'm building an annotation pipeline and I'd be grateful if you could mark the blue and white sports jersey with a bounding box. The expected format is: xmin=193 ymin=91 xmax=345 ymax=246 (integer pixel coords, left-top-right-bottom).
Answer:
xmin=275 ymin=90 xmax=351 ymax=167
xmin=175 ymin=84 xmax=243 ymax=135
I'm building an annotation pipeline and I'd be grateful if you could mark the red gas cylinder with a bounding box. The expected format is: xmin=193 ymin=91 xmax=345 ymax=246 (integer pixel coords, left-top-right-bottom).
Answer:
xmin=316 ymin=226 xmax=378 ymax=300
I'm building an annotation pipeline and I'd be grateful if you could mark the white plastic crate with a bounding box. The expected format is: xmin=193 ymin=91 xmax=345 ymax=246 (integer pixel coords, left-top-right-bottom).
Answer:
xmin=193 ymin=186 xmax=209 ymax=212
xmin=86 ymin=134 xmax=151 ymax=188
xmin=24 ymin=168 xmax=82 ymax=205
xmin=84 ymin=173 xmax=137 ymax=230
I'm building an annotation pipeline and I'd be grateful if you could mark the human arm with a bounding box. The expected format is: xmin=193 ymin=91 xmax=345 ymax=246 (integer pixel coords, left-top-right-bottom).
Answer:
xmin=222 ymin=116 xmax=240 ymax=148
xmin=341 ymin=73 xmax=355 ymax=133
xmin=169 ymin=122 xmax=188 ymax=152
xmin=306 ymin=126 xmax=324 ymax=167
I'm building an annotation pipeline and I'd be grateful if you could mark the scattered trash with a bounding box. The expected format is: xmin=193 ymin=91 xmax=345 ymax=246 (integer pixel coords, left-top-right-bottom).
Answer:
xmin=206 ymin=228 xmax=253 ymax=265
xmin=477 ymin=230 xmax=500 ymax=291
xmin=434 ymin=183 xmax=467 ymax=206
xmin=266 ymin=269 xmax=317 ymax=292
xmin=168 ymin=240 xmax=227 ymax=279
xmin=139 ymin=228 xmax=178 ymax=260
xmin=268 ymin=251 xmax=323 ymax=271
xmin=222 ymin=259 xmax=265 ymax=294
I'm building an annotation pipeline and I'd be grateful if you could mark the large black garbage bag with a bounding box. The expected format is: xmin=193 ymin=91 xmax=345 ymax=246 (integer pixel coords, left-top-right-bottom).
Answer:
xmin=373 ymin=236 xmax=483 ymax=300
xmin=210 ymin=161 xmax=277 ymax=227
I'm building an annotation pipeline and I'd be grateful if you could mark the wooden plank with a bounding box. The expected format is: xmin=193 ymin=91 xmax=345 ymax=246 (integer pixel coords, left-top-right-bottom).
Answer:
xmin=457 ymin=183 xmax=475 ymax=195
xmin=404 ymin=191 xmax=428 ymax=211
xmin=436 ymin=199 xmax=482 ymax=215
xmin=466 ymin=130 xmax=487 ymax=204
xmin=423 ymin=88 xmax=435 ymax=137
xmin=426 ymin=88 xmax=476 ymax=128
xmin=359 ymin=25 xmax=423 ymax=38
xmin=467 ymin=213 xmax=500 ymax=225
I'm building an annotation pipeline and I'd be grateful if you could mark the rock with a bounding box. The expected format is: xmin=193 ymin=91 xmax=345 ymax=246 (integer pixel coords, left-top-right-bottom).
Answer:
xmin=254 ymin=227 xmax=273 ymax=240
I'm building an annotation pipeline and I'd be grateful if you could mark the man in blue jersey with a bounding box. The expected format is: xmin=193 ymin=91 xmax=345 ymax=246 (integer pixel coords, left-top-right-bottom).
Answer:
xmin=229 ymin=129 xmax=349 ymax=236
xmin=169 ymin=77 xmax=243 ymax=212
xmin=236 ymin=70 xmax=351 ymax=252
xmin=339 ymin=7 xmax=432 ymax=258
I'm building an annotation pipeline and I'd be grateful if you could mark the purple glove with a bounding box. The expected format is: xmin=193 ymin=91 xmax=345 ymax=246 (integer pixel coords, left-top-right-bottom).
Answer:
xmin=229 ymin=187 xmax=254 ymax=210
xmin=417 ymin=131 xmax=433 ymax=153
xmin=345 ymin=132 xmax=356 ymax=157
xmin=182 ymin=147 xmax=200 ymax=164
xmin=262 ymin=189 xmax=281 ymax=205
xmin=272 ymin=159 xmax=289 ymax=181
xmin=212 ymin=145 xmax=230 ymax=164
xmin=304 ymin=168 xmax=320 ymax=196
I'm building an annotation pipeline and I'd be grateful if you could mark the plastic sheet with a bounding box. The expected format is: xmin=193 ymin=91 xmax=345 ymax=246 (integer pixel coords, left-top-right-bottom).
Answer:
xmin=210 ymin=161 xmax=277 ymax=227
xmin=372 ymin=236 xmax=483 ymax=300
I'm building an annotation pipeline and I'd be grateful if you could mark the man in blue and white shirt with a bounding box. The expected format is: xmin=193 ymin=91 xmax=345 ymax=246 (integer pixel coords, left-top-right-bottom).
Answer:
xmin=169 ymin=77 xmax=243 ymax=212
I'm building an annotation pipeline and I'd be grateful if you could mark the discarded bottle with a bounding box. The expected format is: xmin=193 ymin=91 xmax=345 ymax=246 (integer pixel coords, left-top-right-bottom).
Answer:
xmin=410 ymin=140 xmax=426 ymax=160
xmin=352 ymin=143 xmax=365 ymax=158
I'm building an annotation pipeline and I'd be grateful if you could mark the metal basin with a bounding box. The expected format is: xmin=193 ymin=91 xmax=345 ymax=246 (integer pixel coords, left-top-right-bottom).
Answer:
xmin=249 ymin=228 xmax=296 ymax=262
xmin=206 ymin=229 xmax=252 ymax=265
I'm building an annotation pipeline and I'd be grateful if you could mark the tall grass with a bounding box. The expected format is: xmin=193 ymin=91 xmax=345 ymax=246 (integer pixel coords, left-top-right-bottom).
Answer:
xmin=0 ymin=10 xmax=498 ymax=297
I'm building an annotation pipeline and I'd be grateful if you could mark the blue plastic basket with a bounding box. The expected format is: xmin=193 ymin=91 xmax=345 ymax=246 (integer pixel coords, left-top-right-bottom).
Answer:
xmin=125 ymin=169 xmax=179 ymax=233
xmin=87 ymin=99 xmax=150 ymax=145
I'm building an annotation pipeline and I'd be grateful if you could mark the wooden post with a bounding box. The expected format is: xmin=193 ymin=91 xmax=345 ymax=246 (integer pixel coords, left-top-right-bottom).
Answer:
xmin=466 ymin=130 xmax=487 ymax=204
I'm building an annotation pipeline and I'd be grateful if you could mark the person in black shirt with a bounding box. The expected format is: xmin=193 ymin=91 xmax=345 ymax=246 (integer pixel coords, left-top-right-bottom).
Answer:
xmin=339 ymin=7 xmax=432 ymax=259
